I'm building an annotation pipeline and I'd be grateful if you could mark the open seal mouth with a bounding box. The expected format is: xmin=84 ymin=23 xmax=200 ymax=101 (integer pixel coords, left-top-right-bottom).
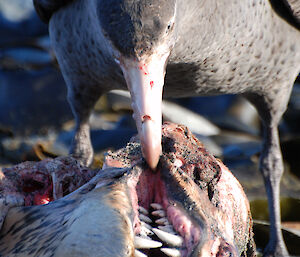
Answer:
xmin=102 ymin=122 xmax=255 ymax=257
xmin=0 ymin=122 xmax=255 ymax=257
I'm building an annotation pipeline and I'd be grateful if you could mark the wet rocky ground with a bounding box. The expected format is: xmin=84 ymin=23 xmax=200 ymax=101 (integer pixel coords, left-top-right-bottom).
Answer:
xmin=1 ymin=1 xmax=300 ymax=256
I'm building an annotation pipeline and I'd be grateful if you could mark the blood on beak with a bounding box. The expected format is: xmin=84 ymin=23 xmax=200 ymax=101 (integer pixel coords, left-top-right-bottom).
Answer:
xmin=119 ymin=53 xmax=169 ymax=170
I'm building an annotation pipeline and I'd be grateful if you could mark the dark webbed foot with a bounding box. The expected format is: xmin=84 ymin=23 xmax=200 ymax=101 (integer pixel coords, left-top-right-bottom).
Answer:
xmin=263 ymin=240 xmax=289 ymax=257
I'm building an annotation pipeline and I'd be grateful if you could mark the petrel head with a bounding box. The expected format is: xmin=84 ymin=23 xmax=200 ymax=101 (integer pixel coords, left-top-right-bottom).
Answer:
xmin=98 ymin=0 xmax=177 ymax=58
xmin=98 ymin=0 xmax=177 ymax=170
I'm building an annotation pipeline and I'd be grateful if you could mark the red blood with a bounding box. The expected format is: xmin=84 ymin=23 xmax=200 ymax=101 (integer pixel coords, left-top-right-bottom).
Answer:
xmin=1 ymin=156 xmax=98 ymax=208
xmin=142 ymin=115 xmax=151 ymax=123
xmin=139 ymin=64 xmax=149 ymax=75
xmin=32 ymin=184 xmax=52 ymax=205
xmin=34 ymin=194 xmax=51 ymax=205
xmin=150 ymin=81 xmax=154 ymax=88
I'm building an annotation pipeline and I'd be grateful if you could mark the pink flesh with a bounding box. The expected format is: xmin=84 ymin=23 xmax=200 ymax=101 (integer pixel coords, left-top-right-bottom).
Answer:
xmin=21 ymin=172 xmax=53 ymax=206
xmin=128 ymin=175 xmax=142 ymax=233
xmin=167 ymin=206 xmax=201 ymax=253
xmin=104 ymin=153 xmax=201 ymax=255
xmin=134 ymin=168 xmax=202 ymax=256
xmin=34 ymin=192 xmax=51 ymax=205
xmin=1 ymin=157 xmax=97 ymax=207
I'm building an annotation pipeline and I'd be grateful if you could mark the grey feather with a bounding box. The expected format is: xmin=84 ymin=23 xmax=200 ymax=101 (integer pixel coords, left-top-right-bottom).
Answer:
xmin=33 ymin=0 xmax=74 ymax=23
xmin=270 ymin=0 xmax=300 ymax=29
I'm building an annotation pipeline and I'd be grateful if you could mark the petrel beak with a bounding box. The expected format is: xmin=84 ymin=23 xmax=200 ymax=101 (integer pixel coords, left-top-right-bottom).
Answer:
xmin=119 ymin=53 xmax=169 ymax=170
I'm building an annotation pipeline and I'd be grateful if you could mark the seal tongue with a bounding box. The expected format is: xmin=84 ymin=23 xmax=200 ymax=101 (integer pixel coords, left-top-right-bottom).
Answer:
xmin=119 ymin=53 xmax=169 ymax=169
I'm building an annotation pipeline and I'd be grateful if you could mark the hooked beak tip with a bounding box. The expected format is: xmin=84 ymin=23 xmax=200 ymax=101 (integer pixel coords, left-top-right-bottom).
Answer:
xmin=140 ymin=119 xmax=162 ymax=170
xmin=143 ymin=151 xmax=161 ymax=170
xmin=145 ymin=152 xmax=160 ymax=170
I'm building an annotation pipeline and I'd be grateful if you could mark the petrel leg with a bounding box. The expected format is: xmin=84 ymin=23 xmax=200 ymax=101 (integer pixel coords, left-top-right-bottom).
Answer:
xmin=67 ymin=83 xmax=103 ymax=167
xmin=260 ymin=124 xmax=289 ymax=257
xmin=244 ymin=88 xmax=292 ymax=257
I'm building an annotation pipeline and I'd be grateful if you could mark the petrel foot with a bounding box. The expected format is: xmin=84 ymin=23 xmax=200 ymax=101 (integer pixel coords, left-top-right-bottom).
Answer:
xmin=69 ymin=150 xmax=93 ymax=167
xmin=70 ymin=140 xmax=93 ymax=167
xmin=263 ymin=239 xmax=289 ymax=257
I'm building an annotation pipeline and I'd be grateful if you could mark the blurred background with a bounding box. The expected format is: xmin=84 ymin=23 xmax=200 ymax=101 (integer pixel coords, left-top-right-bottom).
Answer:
xmin=0 ymin=0 xmax=300 ymax=255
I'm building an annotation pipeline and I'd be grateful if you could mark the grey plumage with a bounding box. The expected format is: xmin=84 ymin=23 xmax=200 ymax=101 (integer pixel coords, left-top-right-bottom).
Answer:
xmin=33 ymin=0 xmax=300 ymax=256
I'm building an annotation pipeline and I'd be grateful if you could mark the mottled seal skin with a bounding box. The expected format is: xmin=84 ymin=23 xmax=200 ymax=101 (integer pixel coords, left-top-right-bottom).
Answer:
xmin=33 ymin=0 xmax=300 ymax=256
xmin=0 ymin=167 xmax=135 ymax=257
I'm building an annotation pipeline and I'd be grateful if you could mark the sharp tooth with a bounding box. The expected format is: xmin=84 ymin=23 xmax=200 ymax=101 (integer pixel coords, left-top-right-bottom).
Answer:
xmin=155 ymin=217 xmax=169 ymax=225
xmin=134 ymin=236 xmax=162 ymax=249
xmin=139 ymin=214 xmax=152 ymax=223
xmin=152 ymin=210 xmax=165 ymax=217
xmin=140 ymin=226 xmax=154 ymax=236
xmin=139 ymin=206 xmax=149 ymax=215
xmin=152 ymin=228 xmax=183 ymax=247
xmin=161 ymin=248 xmax=181 ymax=257
xmin=135 ymin=249 xmax=148 ymax=257
xmin=141 ymin=221 xmax=152 ymax=230
xmin=158 ymin=225 xmax=176 ymax=234
xmin=150 ymin=203 xmax=163 ymax=210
